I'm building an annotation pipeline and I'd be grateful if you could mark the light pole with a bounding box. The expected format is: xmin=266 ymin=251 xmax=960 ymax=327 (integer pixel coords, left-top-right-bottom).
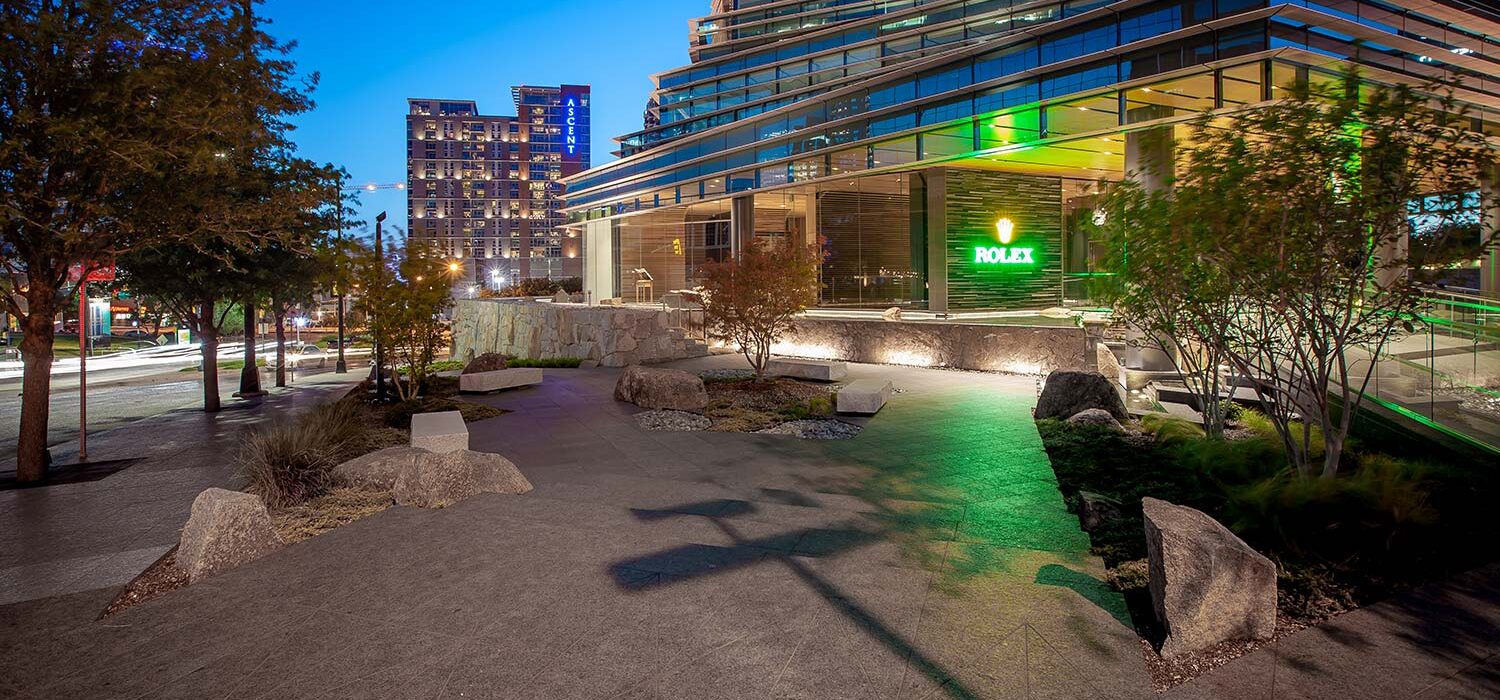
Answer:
xmin=333 ymin=181 xmax=406 ymax=373
xmin=373 ymin=210 xmax=388 ymax=402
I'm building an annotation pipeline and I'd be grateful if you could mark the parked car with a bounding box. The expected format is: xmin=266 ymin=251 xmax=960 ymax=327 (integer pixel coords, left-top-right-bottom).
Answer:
xmin=269 ymin=343 xmax=327 ymax=369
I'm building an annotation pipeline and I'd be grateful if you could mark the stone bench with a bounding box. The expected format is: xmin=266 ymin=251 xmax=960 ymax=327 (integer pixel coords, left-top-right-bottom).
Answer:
xmin=837 ymin=379 xmax=892 ymax=414
xmin=459 ymin=367 xmax=543 ymax=394
xmin=766 ymin=357 xmax=848 ymax=382
xmin=410 ymin=410 xmax=468 ymax=453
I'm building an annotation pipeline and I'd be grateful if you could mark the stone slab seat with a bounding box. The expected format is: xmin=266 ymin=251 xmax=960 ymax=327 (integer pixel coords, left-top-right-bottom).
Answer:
xmin=766 ymin=357 xmax=848 ymax=382
xmin=459 ymin=367 xmax=543 ymax=394
xmin=837 ymin=378 xmax=892 ymax=414
xmin=410 ymin=410 xmax=468 ymax=453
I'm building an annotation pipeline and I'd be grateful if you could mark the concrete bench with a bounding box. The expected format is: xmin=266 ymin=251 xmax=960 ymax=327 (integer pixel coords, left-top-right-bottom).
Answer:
xmin=458 ymin=367 xmax=543 ymax=394
xmin=837 ymin=379 xmax=892 ymax=414
xmin=766 ymin=357 xmax=848 ymax=382
xmin=410 ymin=410 xmax=468 ymax=453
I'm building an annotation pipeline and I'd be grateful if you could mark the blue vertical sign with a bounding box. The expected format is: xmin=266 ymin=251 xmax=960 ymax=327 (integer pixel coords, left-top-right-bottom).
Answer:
xmin=564 ymin=96 xmax=578 ymax=158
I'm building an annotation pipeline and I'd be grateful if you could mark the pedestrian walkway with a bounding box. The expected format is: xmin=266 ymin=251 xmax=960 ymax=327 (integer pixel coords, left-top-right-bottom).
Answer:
xmin=0 ymin=372 xmax=362 ymax=607
xmin=1168 ymin=561 xmax=1500 ymax=699
xmin=0 ymin=357 xmax=1150 ymax=699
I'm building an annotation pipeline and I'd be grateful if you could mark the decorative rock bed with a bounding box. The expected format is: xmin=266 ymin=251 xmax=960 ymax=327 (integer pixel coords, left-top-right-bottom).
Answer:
xmin=635 ymin=410 xmax=712 ymax=432
xmin=756 ymin=419 xmax=863 ymax=440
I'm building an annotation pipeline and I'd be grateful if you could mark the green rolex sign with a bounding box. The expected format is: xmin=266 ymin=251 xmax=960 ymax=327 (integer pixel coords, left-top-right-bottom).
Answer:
xmin=973 ymin=217 xmax=1036 ymax=265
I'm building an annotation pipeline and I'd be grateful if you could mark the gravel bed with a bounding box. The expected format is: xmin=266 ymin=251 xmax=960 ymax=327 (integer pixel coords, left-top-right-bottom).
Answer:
xmin=700 ymin=368 xmax=756 ymax=382
xmin=757 ymin=419 xmax=862 ymax=440
xmin=635 ymin=410 xmax=712 ymax=431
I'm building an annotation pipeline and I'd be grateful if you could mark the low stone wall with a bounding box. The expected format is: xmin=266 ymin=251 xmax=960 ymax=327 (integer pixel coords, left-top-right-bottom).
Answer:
xmin=768 ymin=318 xmax=1089 ymax=376
xmin=451 ymin=299 xmax=708 ymax=368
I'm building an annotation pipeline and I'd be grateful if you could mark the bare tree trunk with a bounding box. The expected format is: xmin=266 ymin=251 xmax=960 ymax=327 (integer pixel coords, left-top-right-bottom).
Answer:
xmin=274 ymin=308 xmax=286 ymax=388
xmin=15 ymin=293 xmax=59 ymax=482
xmin=199 ymin=302 xmax=221 ymax=413
xmin=239 ymin=300 xmax=261 ymax=395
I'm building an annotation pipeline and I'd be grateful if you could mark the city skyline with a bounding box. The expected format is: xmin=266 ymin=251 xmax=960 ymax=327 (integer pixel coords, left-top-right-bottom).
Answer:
xmin=260 ymin=0 xmax=703 ymax=236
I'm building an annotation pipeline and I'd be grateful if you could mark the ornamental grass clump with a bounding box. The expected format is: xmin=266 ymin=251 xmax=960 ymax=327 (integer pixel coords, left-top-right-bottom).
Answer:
xmin=239 ymin=400 xmax=365 ymax=509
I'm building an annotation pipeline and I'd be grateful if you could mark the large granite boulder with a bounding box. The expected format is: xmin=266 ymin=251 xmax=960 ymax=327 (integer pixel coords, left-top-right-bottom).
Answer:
xmin=462 ymin=352 xmax=509 ymax=375
xmin=333 ymin=446 xmax=427 ymax=491
xmin=393 ymin=450 xmax=534 ymax=508
xmin=177 ymin=488 xmax=282 ymax=582
xmin=1144 ymin=497 xmax=1277 ymax=658
xmin=613 ymin=365 xmax=708 ymax=413
xmin=1066 ymin=408 xmax=1125 ymax=432
xmin=1035 ymin=370 xmax=1128 ymax=421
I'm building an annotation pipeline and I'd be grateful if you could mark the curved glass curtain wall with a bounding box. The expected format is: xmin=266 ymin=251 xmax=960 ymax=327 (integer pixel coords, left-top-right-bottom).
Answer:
xmin=569 ymin=4 xmax=1500 ymax=215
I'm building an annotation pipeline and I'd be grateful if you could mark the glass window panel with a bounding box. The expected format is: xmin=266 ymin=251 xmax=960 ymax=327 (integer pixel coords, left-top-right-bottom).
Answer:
xmin=1041 ymin=62 xmax=1117 ymax=99
xmin=1219 ymin=61 xmax=1264 ymax=106
xmin=759 ymin=165 xmax=790 ymax=187
xmin=1039 ymin=21 xmax=1114 ymax=64
xmin=871 ymin=136 xmax=917 ymax=167
xmin=920 ymin=96 xmax=973 ymax=125
xmin=1119 ymin=4 xmax=1183 ymax=45
xmin=975 ymin=42 xmax=1037 ymax=83
xmin=978 ymin=108 xmax=1042 ymax=149
xmin=869 ymin=79 xmax=917 ymax=110
xmin=975 ymin=81 xmax=1039 ymax=114
xmin=921 ymin=124 xmax=973 ymax=159
xmin=791 ymin=156 xmax=826 ymax=181
xmin=829 ymin=147 xmax=868 ymax=174
xmin=869 ymin=111 xmax=918 ymax=137
xmin=918 ymin=64 xmax=971 ymax=98
xmin=1125 ymin=73 xmax=1214 ymax=122
xmin=1046 ymin=94 xmax=1119 ymax=136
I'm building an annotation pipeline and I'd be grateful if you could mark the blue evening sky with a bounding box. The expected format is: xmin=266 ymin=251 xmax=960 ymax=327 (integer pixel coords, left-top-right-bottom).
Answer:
xmin=259 ymin=0 xmax=704 ymax=235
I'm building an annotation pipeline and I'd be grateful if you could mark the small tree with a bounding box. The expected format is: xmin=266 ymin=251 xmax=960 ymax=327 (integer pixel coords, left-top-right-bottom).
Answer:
xmin=1098 ymin=68 xmax=1495 ymax=477
xmin=698 ymin=241 xmax=821 ymax=378
xmin=1094 ymin=138 xmax=1249 ymax=438
xmin=354 ymin=241 xmax=451 ymax=400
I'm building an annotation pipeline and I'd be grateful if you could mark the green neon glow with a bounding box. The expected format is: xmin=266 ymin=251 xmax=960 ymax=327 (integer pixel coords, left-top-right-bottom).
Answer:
xmin=974 ymin=246 xmax=1036 ymax=264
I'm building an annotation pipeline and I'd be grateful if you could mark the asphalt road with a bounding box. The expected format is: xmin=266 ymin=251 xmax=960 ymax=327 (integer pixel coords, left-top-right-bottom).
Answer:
xmin=0 ymin=360 xmax=368 ymax=460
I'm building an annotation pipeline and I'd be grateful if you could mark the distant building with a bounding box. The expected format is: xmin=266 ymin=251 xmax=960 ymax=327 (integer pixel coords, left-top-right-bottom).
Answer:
xmin=406 ymin=85 xmax=590 ymax=290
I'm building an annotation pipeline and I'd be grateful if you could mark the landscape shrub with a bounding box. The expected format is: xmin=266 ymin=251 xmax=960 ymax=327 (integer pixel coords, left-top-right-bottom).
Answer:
xmin=1040 ymin=411 xmax=1494 ymax=628
xmin=239 ymin=400 xmax=364 ymax=508
xmin=1138 ymin=413 xmax=1204 ymax=445
xmin=505 ymin=357 xmax=582 ymax=368
xmin=496 ymin=277 xmax=562 ymax=297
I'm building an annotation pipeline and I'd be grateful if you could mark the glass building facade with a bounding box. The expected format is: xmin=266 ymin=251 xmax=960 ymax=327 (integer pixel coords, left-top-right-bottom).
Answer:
xmin=565 ymin=1 xmax=1500 ymax=311
xmin=407 ymin=85 xmax=591 ymax=289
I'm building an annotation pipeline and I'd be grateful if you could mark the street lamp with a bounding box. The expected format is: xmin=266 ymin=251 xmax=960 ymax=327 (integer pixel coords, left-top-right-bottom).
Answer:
xmin=373 ymin=211 xmax=388 ymax=401
xmin=334 ymin=181 xmax=406 ymax=374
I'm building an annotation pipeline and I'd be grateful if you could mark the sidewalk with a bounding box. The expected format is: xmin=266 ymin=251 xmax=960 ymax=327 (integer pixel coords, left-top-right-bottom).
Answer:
xmin=0 ymin=372 xmax=362 ymax=606
xmin=1168 ymin=562 xmax=1500 ymax=699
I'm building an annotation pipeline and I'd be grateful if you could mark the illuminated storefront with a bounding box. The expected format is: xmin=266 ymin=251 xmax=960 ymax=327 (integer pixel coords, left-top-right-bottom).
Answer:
xmin=565 ymin=0 xmax=1500 ymax=311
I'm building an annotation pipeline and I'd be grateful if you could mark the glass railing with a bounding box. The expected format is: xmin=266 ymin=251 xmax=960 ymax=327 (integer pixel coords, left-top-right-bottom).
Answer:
xmin=1352 ymin=289 xmax=1500 ymax=452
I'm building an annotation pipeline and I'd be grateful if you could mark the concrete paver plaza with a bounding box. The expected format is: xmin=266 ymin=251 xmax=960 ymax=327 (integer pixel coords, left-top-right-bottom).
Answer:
xmin=4 ymin=356 xmax=1497 ymax=698
xmin=1 ymin=357 xmax=1154 ymax=698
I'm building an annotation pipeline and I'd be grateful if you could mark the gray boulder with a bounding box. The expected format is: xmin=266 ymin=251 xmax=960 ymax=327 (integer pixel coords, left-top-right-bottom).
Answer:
xmin=463 ymin=352 xmax=508 ymax=375
xmin=552 ymin=290 xmax=571 ymax=303
xmin=881 ymin=306 xmax=902 ymax=321
xmin=1035 ymin=370 xmax=1128 ymax=421
xmin=1077 ymin=491 xmax=1122 ymax=532
xmin=613 ymin=365 xmax=708 ymax=413
xmin=1144 ymin=497 xmax=1277 ymax=658
xmin=177 ymin=488 xmax=282 ymax=582
xmin=333 ymin=446 xmax=427 ymax=491
xmin=1066 ymin=408 xmax=1125 ymax=432
xmin=393 ymin=449 xmax=534 ymax=508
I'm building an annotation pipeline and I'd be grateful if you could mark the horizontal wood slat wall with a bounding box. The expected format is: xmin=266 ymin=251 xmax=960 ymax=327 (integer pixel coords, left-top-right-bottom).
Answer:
xmin=944 ymin=169 xmax=1063 ymax=310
